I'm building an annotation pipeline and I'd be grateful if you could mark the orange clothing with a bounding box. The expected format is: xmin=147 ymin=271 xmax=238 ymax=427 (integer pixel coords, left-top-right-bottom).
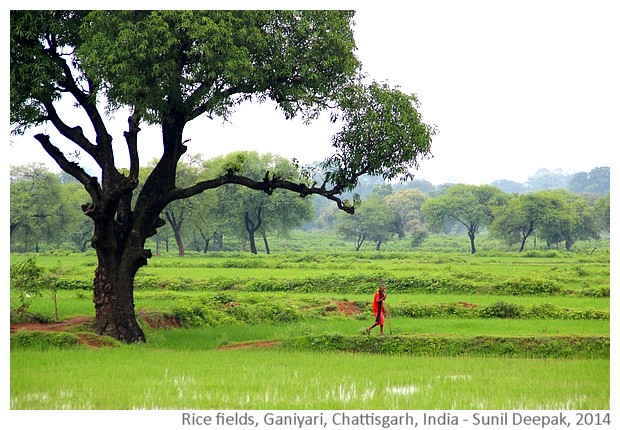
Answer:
xmin=372 ymin=290 xmax=386 ymax=324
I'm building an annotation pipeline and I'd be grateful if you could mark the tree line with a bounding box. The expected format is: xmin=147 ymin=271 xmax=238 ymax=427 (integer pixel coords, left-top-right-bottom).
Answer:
xmin=11 ymin=158 xmax=610 ymax=255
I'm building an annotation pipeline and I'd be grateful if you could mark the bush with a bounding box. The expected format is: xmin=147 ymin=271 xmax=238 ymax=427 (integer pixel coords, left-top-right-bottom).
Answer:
xmin=283 ymin=334 xmax=610 ymax=359
xmin=10 ymin=331 xmax=80 ymax=349
xmin=496 ymin=276 xmax=562 ymax=296
xmin=478 ymin=301 xmax=526 ymax=319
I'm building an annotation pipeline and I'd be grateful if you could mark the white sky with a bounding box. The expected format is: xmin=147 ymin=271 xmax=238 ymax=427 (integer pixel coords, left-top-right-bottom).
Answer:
xmin=7 ymin=1 xmax=619 ymax=185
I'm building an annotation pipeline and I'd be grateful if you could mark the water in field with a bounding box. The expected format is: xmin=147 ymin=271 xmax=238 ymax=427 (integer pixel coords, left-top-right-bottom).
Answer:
xmin=10 ymin=348 xmax=609 ymax=410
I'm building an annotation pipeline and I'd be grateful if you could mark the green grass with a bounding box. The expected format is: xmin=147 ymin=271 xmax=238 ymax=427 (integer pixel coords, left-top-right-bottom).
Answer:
xmin=10 ymin=249 xmax=610 ymax=410
xmin=12 ymin=289 xmax=610 ymax=323
xmin=142 ymin=319 xmax=609 ymax=351
xmin=10 ymin=250 xmax=610 ymax=291
xmin=10 ymin=347 xmax=609 ymax=409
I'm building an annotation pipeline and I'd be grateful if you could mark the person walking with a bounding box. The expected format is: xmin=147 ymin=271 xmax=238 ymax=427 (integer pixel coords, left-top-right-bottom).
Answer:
xmin=366 ymin=284 xmax=387 ymax=335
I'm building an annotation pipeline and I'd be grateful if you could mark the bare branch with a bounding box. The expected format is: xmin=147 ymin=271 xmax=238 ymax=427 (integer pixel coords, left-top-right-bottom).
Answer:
xmin=53 ymin=51 xmax=114 ymax=156
xmin=42 ymin=101 xmax=98 ymax=160
xmin=34 ymin=133 xmax=102 ymax=203
xmin=169 ymin=173 xmax=356 ymax=214
xmin=124 ymin=113 xmax=141 ymax=182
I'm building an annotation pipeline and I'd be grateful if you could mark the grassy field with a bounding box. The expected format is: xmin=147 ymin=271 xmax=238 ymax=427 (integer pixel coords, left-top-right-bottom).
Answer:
xmin=9 ymin=249 xmax=611 ymax=410
xmin=10 ymin=348 xmax=609 ymax=409
xmin=9 ymin=248 xmax=611 ymax=290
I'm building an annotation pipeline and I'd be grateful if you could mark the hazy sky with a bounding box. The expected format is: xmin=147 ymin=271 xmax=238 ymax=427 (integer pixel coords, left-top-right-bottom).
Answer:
xmin=8 ymin=2 xmax=619 ymax=185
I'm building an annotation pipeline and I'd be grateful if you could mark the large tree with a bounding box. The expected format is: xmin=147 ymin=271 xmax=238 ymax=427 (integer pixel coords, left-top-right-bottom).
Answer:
xmin=10 ymin=11 xmax=434 ymax=342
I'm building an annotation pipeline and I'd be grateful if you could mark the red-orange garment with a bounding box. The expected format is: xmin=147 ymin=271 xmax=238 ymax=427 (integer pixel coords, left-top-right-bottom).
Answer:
xmin=372 ymin=290 xmax=385 ymax=325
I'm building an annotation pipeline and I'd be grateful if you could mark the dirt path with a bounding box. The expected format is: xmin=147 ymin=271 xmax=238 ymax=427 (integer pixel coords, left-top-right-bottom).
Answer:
xmin=217 ymin=340 xmax=281 ymax=350
xmin=10 ymin=316 xmax=281 ymax=350
xmin=10 ymin=316 xmax=93 ymax=333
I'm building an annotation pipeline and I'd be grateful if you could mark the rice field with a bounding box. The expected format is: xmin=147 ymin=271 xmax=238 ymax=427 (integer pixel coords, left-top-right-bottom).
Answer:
xmin=10 ymin=348 xmax=609 ymax=410
xmin=9 ymin=250 xmax=611 ymax=411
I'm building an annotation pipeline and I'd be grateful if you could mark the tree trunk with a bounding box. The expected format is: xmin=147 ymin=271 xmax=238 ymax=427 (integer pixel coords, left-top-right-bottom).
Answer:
xmin=519 ymin=235 xmax=527 ymax=252
xmin=92 ymin=255 xmax=147 ymax=343
xmin=519 ymin=222 xmax=535 ymax=252
xmin=244 ymin=206 xmax=263 ymax=255
xmin=261 ymin=230 xmax=271 ymax=255
xmin=165 ymin=209 xmax=185 ymax=257
xmin=174 ymin=230 xmax=185 ymax=256
xmin=198 ymin=228 xmax=210 ymax=253
xmin=355 ymin=233 xmax=365 ymax=251
xmin=468 ymin=230 xmax=476 ymax=254
xmin=247 ymin=225 xmax=257 ymax=254
xmin=214 ymin=233 xmax=223 ymax=250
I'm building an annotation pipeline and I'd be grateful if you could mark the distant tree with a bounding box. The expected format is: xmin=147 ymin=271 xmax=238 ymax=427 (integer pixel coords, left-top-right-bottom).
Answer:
xmin=422 ymin=184 xmax=508 ymax=254
xmin=208 ymin=152 xmax=315 ymax=254
xmin=490 ymin=179 xmax=528 ymax=194
xmin=536 ymin=190 xmax=600 ymax=250
xmin=335 ymin=188 xmax=400 ymax=251
xmin=569 ymin=167 xmax=610 ymax=195
xmin=58 ymin=181 xmax=93 ymax=252
xmin=341 ymin=175 xmax=388 ymax=200
xmin=384 ymin=189 xmax=429 ymax=246
xmin=164 ymin=157 xmax=204 ymax=256
xmin=394 ymin=178 xmax=437 ymax=196
xmin=527 ymin=168 xmax=571 ymax=191
xmin=335 ymin=199 xmax=399 ymax=251
xmin=490 ymin=191 xmax=557 ymax=251
xmin=10 ymin=164 xmax=63 ymax=252
xmin=315 ymin=204 xmax=340 ymax=231
xmin=150 ymin=222 xmax=174 ymax=255
xmin=186 ymin=189 xmax=222 ymax=253
xmin=594 ymin=193 xmax=610 ymax=233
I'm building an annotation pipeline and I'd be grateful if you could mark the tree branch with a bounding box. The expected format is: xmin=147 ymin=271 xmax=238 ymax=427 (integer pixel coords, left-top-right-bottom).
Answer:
xmin=53 ymin=51 xmax=115 ymax=160
xmin=170 ymin=173 xmax=356 ymax=214
xmin=186 ymin=82 xmax=254 ymax=122
xmin=124 ymin=113 xmax=141 ymax=182
xmin=42 ymin=101 xmax=99 ymax=162
xmin=34 ymin=133 xmax=102 ymax=204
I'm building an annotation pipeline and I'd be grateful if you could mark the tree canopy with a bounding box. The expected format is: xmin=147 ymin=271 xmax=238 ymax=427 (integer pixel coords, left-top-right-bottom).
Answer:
xmin=421 ymin=184 xmax=508 ymax=254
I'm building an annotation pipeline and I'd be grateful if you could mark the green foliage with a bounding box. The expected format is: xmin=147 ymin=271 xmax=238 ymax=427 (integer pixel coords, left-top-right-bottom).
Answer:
xmin=10 ymin=331 xmax=81 ymax=349
xmin=10 ymin=257 xmax=81 ymax=322
xmin=322 ymin=81 xmax=435 ymax=187
xmin=283 ymin=334 xmax=609 ymax=359
xmin=421 ymin=184 xmax=509 ymax=254
xmin=10 ymin=257 xmax=46 ymax=322
xmin=394 ymin=301 xmax=608 ymax=320
xmin=170 ymin=293 xmax=307 ymax=327
xmin=478 ymin=301 xmax=526 ymax=319
xmin=170 ymin=298 xmax=235 ymax=328
xmin=10 ymin=257 xmax=45 ymax=297
xmin=494 ymin=276 xmax=562 ymax=296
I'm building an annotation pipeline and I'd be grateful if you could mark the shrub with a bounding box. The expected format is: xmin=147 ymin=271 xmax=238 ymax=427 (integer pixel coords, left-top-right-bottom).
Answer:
xmin=10 ymin=331 xmax=80 ymax=349
xmin=478 ymin=301 xmax=526 ymax=319
xmin=282 ymin=334 xmax=610 ymax=359
xmin=497 ymin=276 xmax=562 ymax=296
